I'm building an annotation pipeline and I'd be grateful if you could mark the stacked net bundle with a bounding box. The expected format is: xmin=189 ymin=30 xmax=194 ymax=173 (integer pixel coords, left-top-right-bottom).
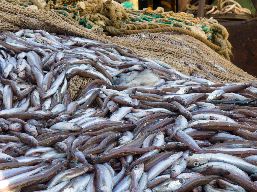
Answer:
xmin=0 ymin=0 xmax=109 ymax=42
xmin=107 ymin=8 xmax=232 ymax=60
xmin=111 ymin=32 xmax=256 ymax=83
xmin=6 ymin=0 xmax=232 ymax=59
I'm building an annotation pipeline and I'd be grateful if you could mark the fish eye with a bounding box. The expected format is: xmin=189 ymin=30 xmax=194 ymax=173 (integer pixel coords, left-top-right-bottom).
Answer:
xmin=6 ymin=157 xmax=12 ymax=162
xmin=179 ymin=178 xmax=186 ymax=184
xmin=193 ymin=161 xmax=200 ymax=167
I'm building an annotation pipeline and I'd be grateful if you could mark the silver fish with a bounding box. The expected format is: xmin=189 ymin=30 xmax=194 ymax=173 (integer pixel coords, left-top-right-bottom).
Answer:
xmin=0 ymin=166 xmax=46 ymax=191
xmin=188 ymin=153 xmax=257 ymax=174
xmin=192 ymin=162 xmax=251 ymax=181
xmin=50 ymin=122 xmax=81 ymax=131
xmin=95 ymin=164 xmax=113 ymax=192
xmin=3 ymin=85 xmax=13 ymax=109
xmin=113 ymin=176 xmax=131 ymax=192
xmin=0 ymin=152 xmax=17 ymax=163
xmin=148 ymin=152 xmax=183 ymax=181
xmin=110 ymin=107 xmax=132 ymax=121
xmin=44 ymin=71 xmax=65 ymax=98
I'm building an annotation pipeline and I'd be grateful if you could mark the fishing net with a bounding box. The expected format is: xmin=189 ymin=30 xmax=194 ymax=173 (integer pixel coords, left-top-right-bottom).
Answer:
xmin=0 ymin=0 xmax=109 ymax=42
xmin=69 ymin=76 xmax=92 ymax=100
xmin=106 ymin=8 xmax=233 ymax=60
xmin=111 ymin=32 xmax=256 ymax=83
xmin=5 ymin=0 xmax=232 ymax=59
xmin=0 ymin=0 xmax=256 ymax=84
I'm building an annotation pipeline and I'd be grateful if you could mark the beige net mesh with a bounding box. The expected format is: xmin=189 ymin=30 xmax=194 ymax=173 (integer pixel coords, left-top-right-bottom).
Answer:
xmin=111 ymin=32 xmax=256 ymax=82
xmin=0 ymin=0 xmax=109 ymax=42
xmin=68 ymin=76 xmax=92 ymax=100
xmin=3 ymin=0 xmax=232 ymax=59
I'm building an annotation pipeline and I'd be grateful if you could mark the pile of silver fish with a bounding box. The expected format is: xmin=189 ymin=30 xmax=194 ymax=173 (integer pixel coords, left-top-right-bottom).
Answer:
xmin=0 ymin=29 xmax=257 ymax=192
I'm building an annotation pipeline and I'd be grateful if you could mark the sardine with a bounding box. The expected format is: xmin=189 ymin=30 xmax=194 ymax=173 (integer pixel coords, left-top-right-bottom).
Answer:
xmin=95 ymin=164 xmax=113 ymax=192
xmin=0 ymin=152 xmax=17 ymax=163
xmin=50 ymin=122 xmax=81 ymax=131
xmin=148 ymin=152 xmax=183 ymax=180
xmin=44 ymin=71 xmax=65 ymax=98
xmin=188 ymin=153 xmax=257 ymax=174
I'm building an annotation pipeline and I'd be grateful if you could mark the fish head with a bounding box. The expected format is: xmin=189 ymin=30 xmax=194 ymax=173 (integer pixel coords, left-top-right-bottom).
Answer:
xmin=133 ymin=163 xmax=144 ymax=173
xmin=187 ymin=154 xmax=209 ymax=167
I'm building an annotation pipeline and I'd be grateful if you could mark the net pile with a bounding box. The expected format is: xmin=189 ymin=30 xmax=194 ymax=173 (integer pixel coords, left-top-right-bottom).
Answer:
xmin=0 ymin=0 xmax=108 ymax=42
xmin=107 ymin=8 xmax=232 ymax=60
xmin=7 ymin=0 xmax=232 ymax=59
xmin=112 ymin=32 xmax=256 ymax=83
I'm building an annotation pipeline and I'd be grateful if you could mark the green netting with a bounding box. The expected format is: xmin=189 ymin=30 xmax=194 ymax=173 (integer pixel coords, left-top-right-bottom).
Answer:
xmin=121 ymin=1 xmax=133 ymax=9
